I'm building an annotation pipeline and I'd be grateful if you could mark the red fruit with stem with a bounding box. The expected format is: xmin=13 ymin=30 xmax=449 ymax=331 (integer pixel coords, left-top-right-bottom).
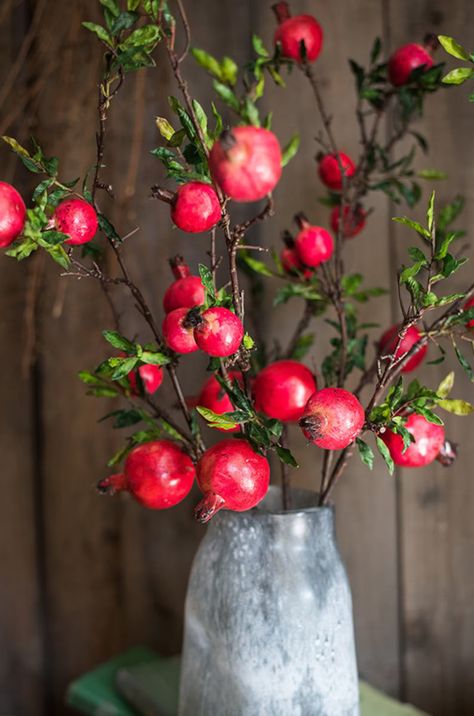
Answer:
xmin=379 ymin=324 xmax=427 ymax=373
xmin=388 ymin=43 xmax=434 ymax=87
xmin=330 ymin=204 xmax=367 ymax=238
xmin=194 ymin=438 xmax=270 ymax=523
xmin=254 ymin=360 xmax=317 ymax=422
xmin=162 ymin=307 xmax=199 ymax=354
xmin=53 ymin=197 xmax=98 ymax=246
xmin=209 ymin=126 xmax=282 ymax=202
xmin=192 ymin=307 xmax=244 ymax=357
xmin=197 ymin=372 xmax=243 ymax=433
xmin=128 ymin=364 xmax=164 ymax=395
xmin=280 ymin=231 xmax=313 ymax=279
xmin=170 ymin=181 xmax=221 ymax=233
xmin=294 ymin=213 xmax=334 ymax=267
xmin=97 ymin=440 xmax=195 ymax=509
xmin=0 ymin=181 xmax=26 ymax=248
xmin=163 ymin=256 xmax=205 ymax=313
xmin=382 ymin=413 xmax=445 ymax=467
xmin=272 ymin=1 xmax=323 ymax=63
xmin=464 ymin=296 xmax=474 ymax=329
xmin=299 ymin=388 xmax=365 ymax=450
xmin=318 ymin=152 xmax=356 ymax=191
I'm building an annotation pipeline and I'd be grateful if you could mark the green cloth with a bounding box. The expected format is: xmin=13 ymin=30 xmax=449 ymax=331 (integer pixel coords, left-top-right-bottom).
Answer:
xmin=67 ymin=648 xmax=429 ymax=716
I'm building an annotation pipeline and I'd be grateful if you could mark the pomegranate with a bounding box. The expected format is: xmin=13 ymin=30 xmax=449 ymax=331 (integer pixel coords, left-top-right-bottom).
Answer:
xmin=170 ymin=181 xmax=221 ymax=233
xmin=299 ymin=388 xmax=365 ymax=450
xmin=330 ymin=204 xmax=366 ymax=238
xmin=194 ymin=438 xmax=270 ymax=522
xmin=464 ymin=296 xmax=474 ymax=329
xmin=97 ymin=440 xmax=195 ymax=509
xmin=162 ymin=307 xmax=199 ymax=354
xmin=163 ymin=256 xmax=205 ymax=313
xmin=192 ymin=307 xmax=244 ymax=357
xmin=53 ymin=197 xmax=98 ymax=246
xmin=379 ymin=324 xmax=427 ymax=373
xmin=318 ymin=152 xmax=356 ymax=191
xmin=294 ymin=213 xmax=334 ymax=267
xmin=272 ymin=1 xmax=323 ymax=63
xmin=128 ymin=364 xmax=164 ymax=395
xmin=0 ymin=181 xmax=26 ymax=248
xmin=280 ymin=231 xmax=313 ymax=279
xmin=388 ymin=43 xmax=434 ymax=87
xmin=197 ymin=372 xmax=243 ymax=433
xmin=382 ymin=413 xmax=445 ymax=467
xmin=254 ymin=360 xmax=317 ymax=422
xmin=209 ymin=126 xmax=282 ymax=202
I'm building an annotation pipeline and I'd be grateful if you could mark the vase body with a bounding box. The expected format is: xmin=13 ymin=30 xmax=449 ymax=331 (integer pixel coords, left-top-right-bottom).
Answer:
xmin=179 ymin=486 xmax=359 ymax=716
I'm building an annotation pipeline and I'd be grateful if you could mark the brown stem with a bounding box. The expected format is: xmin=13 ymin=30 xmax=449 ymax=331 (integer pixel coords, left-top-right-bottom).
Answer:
xmin=280 ymin=425 xmax=292 ymax=510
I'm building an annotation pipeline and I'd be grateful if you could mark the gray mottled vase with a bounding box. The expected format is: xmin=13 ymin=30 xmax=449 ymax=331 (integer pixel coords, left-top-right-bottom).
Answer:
xmin=179 ymin=486 xmax=359 ymax=716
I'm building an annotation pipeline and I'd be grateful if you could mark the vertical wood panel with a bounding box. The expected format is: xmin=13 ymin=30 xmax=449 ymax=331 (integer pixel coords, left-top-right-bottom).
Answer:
xmin=387 ymin=1 xmax=474 ymax=714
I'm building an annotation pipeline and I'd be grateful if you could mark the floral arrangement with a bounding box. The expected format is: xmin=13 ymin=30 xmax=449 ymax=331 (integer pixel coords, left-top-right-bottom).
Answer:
xmin=1 ymin=0 xmax=472 ymax=522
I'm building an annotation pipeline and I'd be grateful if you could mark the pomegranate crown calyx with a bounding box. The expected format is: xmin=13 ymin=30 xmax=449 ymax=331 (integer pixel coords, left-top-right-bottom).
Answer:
xmin=194 ymin=492 xmax=226 ymax=523
xmin=272 ymin=1 xmax=291 ymax=24
xmin=169 ymin=254 xmax=190 ymax=279
xmin=183 ymin=306 xmax=203 ymax=330
xmin=282 ymin=229 xmax=295 ymax=247
xmin=219 ymin=129 xmax=238 ymax=153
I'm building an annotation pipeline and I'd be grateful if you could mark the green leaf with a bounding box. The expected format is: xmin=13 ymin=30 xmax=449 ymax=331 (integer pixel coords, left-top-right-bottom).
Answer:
xmin=442 ymin=67 xmax=474 ymax=85
xmin=437 ymin=399 xmax=473 ymax=416
xmin=290 ymin=333 xmax=314 ymax=361
xmin=82 ymin=21 xmax=114 ymax=47
xmin=121 ymin=24 xmax=160 ymax=47
xmin=98 ymin=213 xmax=121 ymax=242
xmin=242 ymin=255 xmax=272 ymax=277
xmin=252 ymin=34 xmax=269 ymax=58
xmin=100 ymin=0 xmax=120 ymax=16
xmin=400 ymin=261 xmax=426 ymax=282
xmin=341 ymin=273 xmax=363 ymax=294
xmin=103 ymin=330 xmax=135 ymax=353
xmin=356 ymin=438 xmax=375 ymax=470
xmin=407 ymin=246 xmax=427 ymax=263
xmin=212 ymin=80 xmax=240 ymax=111
xmin=392 ymin=216 xmax=430 ymax=240
xmin=437 ymin=372 xmax=454 ymax=399
xmin=220 ymin=56 xmax=238 ymax=86
xmin=417 ymin=169 xmax=448 ymax=180
xmin=78 ymin=370 xmax=103 ymax=387
xmin=110 ymin=356 xmax=138 ymax=381
xmin=242 ymin=333 xmax=255 ymax=350
xmin=454 ymin=345 xmax=473 ymax=380
xmin=275 ymin=445 xmax=298 ymax=468
xmin=438 ymin=35 xmax=470 ymax=60
xmin=40 ymin=230 xmax=68 ymax=245
xmin=281 ymin=134 xmax=300 ymax=167
xmin=102 ymin=408 xmax=143 ymax=428
xmin=45 ymin=244 xmax=70 ymax=269
xmin=1 ymin=135 xmax=31 ymax=158
xmin=435 ymin=231 xmax=458 ymax=260
xmin=412 ymin=405 xmax=444 ymax=425
xmin=192 ymin=99 xmax=208 ymax=138
xmin=127 ymin=0 xmax=141 ymax=9
xmin=107 ymin=443 xmax=133 ymax=467
xmin=376 ymin=436 xmax=395 ymax=475
xmin=140 ymin=351 xmax=170 ymax=366
xmin=370 ymin=37 xmax=382 ymax=65
xmin=111 ymin=11 xmax=139 ymax=34
xmin=191 ymin=48 xmax=223 ymax=80
xmin=426 ymin=190 xmax=435 ymax=233
xmin=195 ymin=405 xmax=238 ymax=431
xmin=155 ymin=117 xmax=175 ymax=140
xmin=198 ymin=263 xmax=216 ymax=302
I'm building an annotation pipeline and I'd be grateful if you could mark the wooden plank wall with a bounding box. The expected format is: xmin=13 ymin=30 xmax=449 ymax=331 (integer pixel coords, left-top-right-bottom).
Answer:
xmin=0 ymin=1 xmax=472 ymax=714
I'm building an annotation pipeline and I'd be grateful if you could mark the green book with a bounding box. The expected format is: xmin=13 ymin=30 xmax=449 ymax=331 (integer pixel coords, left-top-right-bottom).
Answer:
xmin=68 ymin=648 xmax=429 ymax=716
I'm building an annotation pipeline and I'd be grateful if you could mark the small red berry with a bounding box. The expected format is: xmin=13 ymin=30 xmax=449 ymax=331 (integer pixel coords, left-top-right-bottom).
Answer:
xmin=318 ymin=153 xmax=356 ymax=191
xmin=330 ymin=204 xmax=366 ymax=238
xmin=209 ymin=126 xmax=282 ymax=202
xmin=97 ymin=440 xmax=195 ymax=509
xmin=382 ymin=413 xmax=445 ymax=468
xmin=53 ymin=197 xmax=98 ymax=246
xmin=464 ymin=296 xmax=474 ymax=329
xmin=197 ymin=372 xmax=243 ymax=433
xmin=379 ymin=324 xmax=427 ymax=373
xmin=128 ymin=364 xmax=164 ymax=395
xmin=388 ymin=44 xmax=434 ymax=87
xmin=163 ymin=256 xmax=205 ymax=313
xmin=254 ymin=360 xmax=317 ymax=422
xmin=294 ymin=214 xmax=334 ymax=268
xmin=162 ymin=307 xmax=199 ymax=354
xmin=171 ymin=181 xmax=221 ymax=233
xmin=272 ymin=2 xmax=323 ymax=63
xmin=299 ymin=388 xmax=365 ymax=450
xmin=194 ymin=438 xmax=270 ymax=523
xmin=0 ymin=181 xmax=26 ymax=248
xmin=193 ymin=307 xmax=244 ymax=357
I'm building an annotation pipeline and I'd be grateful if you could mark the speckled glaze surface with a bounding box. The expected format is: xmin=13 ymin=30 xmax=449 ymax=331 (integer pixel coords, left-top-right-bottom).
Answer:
xmin=179 ymin=486 xmax=359 ymax=716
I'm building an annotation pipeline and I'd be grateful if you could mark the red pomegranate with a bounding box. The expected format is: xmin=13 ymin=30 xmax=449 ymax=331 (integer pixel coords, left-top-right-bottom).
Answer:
xmin=171 ymin=181 xmax=221 ymax=233
xmin=209 ymin=126 xmax=282 ymax=202
xmin=162 ymin=307 xmax=199 ymax=354
xmin=0 ymin=181 xmax=26 ymax=248
xmin=299 ymin=388 xmax=365 ymax=450
xmin=197 ymin=372 xmax=243 ymax=433
xmin=128 ymin=364 xmax=164 ymax=395
xmin=464 ymin=296 xmax=474 ymax=329
xmin=53 ymin=197 xmax=98 ymax=246
xmin=382 ymin=413 xmax=445 ymax=467
xmin=294 ymin=214 xmax=334 ymax=267
xmin=163 ymin=256 xmax=205 ymax=313
xmin=97 ymin=440 xmax=196 ymax=509
xmin=272 ymin=1 xmax=323 ymax=63
xmin=192 ymin=307 xmax=244 ymax=357
xmin=388 ymin=43 xmax=434 ymax=87
xmin=280 ymin=231 xmax=313 ymax=279
xmin=194 ymin=438 xmax=270 ymax=522
xmin=330 ymin=204 xmax=366 ymax=238
xmin=318 ymin=152 xmax=356 ymax=191
xmin=253 ymin=360 xmax=317 ymax=422
xmin=379 ymin=324 xmax=427 ymax=373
